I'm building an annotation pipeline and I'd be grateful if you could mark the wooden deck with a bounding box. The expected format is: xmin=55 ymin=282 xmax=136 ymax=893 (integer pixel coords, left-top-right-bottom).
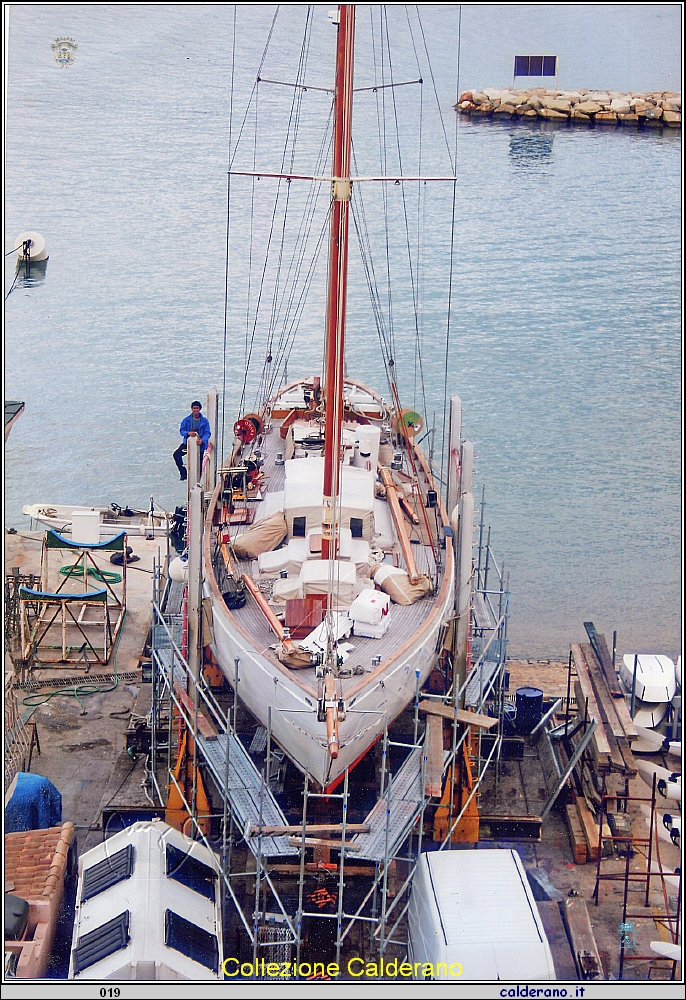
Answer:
xmin=212 ymin=383 xmax=448 ymax=698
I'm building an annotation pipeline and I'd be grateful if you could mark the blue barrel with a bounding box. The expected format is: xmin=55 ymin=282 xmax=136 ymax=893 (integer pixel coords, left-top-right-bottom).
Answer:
xmin=515 ymin=687 xmax=544 ymax=734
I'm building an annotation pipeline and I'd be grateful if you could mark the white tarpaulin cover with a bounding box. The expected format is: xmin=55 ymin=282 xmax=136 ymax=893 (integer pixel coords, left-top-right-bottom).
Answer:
xmin=299 ymin=559 xmax=357 ymax=605
xmin=283 ymin=458 xmax=375 ymax=538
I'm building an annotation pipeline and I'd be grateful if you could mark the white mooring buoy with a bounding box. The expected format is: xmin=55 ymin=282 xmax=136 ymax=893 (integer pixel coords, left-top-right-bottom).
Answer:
xmin=14 ymin=232 xmax=49 ymax=262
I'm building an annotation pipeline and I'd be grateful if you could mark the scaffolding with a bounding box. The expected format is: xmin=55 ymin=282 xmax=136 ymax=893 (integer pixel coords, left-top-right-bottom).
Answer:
xmin=145 ymin=496 xmax=510 ymax=976
xmin=593 ymin=772 xmax=682 ymax=980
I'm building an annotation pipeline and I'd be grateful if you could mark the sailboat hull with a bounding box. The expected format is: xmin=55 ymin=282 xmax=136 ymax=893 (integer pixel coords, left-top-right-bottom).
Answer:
xmin=204 ymin=473 xmax=454 ymax=790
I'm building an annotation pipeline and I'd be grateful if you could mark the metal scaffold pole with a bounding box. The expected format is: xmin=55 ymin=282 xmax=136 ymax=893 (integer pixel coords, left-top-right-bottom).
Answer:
xmin=295 ymin=773 xmax=309 ymax=973
xmin=334 ymin=769 xmax=349 ymax=969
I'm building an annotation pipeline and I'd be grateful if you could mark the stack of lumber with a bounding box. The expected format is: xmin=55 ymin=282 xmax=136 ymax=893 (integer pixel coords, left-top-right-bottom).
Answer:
xmin=564 ymin=795 xmax=612 ymax=863
xmin=561 ymin=898 xmax=604 ymax=980
xmin=561 ymin=628 xmax=638 ymax=864
xmin=571 ymin=639 xmax=637 ymax=776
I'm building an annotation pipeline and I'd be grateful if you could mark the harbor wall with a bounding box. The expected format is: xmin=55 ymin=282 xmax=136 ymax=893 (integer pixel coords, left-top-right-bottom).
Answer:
xmin=455 ymin=89 xmax=681 ymax=128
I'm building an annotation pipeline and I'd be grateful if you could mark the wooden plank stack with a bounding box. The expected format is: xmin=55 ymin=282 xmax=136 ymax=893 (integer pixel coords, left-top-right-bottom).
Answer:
xmin=561 ymin=628 xmax=638 ymax=864
xmin=571 ymin=641 xmax=637 ymax=777
xmin=565 ymin=803 xmax=587 ymax=864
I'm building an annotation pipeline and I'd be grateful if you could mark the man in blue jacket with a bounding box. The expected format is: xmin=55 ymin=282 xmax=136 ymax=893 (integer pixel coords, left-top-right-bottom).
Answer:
xmin=174 ymin=400 xmax=211 ymax=481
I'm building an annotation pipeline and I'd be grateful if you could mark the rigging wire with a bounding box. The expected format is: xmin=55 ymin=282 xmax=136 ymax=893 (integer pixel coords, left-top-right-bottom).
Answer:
xmin=414 ymin=3 xmax=456 ymax=175
xmin=227 ymin=6 xmax=281 ymax=170
xmin=404 ymin=4 xmax=425 ymax=412
xmin=376 ymin=7 xmax=397 ymax=381
xmin=264 ymin=101 xmax=335 ymax=400
xmin=239 ymin=7 xmax=327 ymax=420
xmin=266 ymin=204 xmax=332 ymax=401
xmin=383 ymin=7 xmax=429 ymax=428
xmin=256 ymin=7 xmax=315 ymax=412
xmin=224 ymin=4 xmax=281 ymax=440
xmin=440 ymin=4 xmax=461 ymax=494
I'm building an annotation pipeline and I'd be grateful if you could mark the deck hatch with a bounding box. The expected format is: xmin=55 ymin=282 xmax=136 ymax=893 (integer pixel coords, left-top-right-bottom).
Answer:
xmin=164 ymin=909 xmax=218 ymax=972
xmin=81 ymin=844 xmax=134 ymax=901
xmin=166 ymin=843 xmax=217 ymax=901
xmin=72 ymin=910 xmax=130 ymax=974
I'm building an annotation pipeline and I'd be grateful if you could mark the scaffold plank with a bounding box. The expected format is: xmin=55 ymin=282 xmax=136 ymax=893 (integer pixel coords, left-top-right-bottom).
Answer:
xmin=154 ymin=647 xmax=296 ymax=857
xmin=198 ymin=732 xmax=298 ymax=857
xmin=352 ymin=747 xmax=423 ymax=861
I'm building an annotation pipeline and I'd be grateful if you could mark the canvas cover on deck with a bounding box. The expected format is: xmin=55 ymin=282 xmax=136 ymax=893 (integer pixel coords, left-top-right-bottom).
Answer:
xmin=283 ymin=457 xmax=374 ymax=539
xmin=375 ymin=567 xmax=433 ymax=605
xmin=233 ymin=512 xmax=287 ymax=560
xmin=299 ymin=559 xmax=357 ymax=605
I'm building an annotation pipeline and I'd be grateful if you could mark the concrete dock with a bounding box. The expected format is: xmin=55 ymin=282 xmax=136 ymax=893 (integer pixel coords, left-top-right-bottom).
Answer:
xmin=5 ymin=528 xmax=162 ymax=851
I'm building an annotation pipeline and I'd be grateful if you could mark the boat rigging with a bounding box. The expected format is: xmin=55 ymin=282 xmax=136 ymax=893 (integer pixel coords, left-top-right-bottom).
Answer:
xmin=204 ymin=4 xmax=461 ymax=789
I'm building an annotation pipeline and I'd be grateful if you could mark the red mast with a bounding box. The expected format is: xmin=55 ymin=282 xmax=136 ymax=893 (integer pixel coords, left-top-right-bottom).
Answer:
xmin=321 ymin=4 xmax=355 ymax=562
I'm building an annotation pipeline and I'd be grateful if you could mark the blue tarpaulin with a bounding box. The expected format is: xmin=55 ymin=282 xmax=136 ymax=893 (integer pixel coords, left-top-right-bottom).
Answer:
xmin=5 ymin=772 xmax=62 ymax=832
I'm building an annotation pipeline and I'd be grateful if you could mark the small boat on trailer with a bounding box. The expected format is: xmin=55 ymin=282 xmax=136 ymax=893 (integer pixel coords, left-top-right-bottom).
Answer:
xmin=23 ymin=500 xmax=173 ymax=541
xmin=69 ymin=819 xmax=223 ymax=980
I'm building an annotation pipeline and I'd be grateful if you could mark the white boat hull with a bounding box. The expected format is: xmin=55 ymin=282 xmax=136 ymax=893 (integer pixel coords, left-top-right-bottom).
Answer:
xmin=207 ymin=570 xmax=453 ymax=789
xmin=636 ymin=760 xmax=682 ymax=802
xmin=23 ymin=503 xmax=171 ymax=539
xmin=620 ymin=653 xmax=676 ymax=704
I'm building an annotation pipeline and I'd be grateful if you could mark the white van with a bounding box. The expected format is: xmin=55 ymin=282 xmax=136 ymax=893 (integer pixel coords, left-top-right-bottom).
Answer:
xmin=407 ymin=848 xmax=556 ymax=980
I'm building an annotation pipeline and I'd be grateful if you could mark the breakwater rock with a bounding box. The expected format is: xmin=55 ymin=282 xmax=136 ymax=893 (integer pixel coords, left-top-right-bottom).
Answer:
xmin=455 ymin=88 xmax=681 ymax=128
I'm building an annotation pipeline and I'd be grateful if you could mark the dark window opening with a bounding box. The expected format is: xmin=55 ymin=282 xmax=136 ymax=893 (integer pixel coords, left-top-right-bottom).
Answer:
xmin=82 ymin=844 xmax=134 ymax=902
xmin=292 ymin=516 xmax=306 ymax=538
xmin=164 ymin=909 xmax=218 ymax=972
xmin=350 ymin=517 xmax=363 ymax=539
xmin=166 ymin=843 xmax=217 ymax=902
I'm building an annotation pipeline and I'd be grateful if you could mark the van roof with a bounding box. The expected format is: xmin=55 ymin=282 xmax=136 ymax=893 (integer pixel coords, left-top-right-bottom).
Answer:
xmin=424 ymin=849 xmax=544 ymax=946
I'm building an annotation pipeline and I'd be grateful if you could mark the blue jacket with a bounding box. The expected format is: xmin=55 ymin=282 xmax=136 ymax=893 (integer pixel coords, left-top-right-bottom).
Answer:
xmin=179 ymin=413 xmax=211 ymax=449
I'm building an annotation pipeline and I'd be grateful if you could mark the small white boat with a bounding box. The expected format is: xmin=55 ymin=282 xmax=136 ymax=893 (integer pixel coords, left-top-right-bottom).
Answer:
xmin=668 ymin=741 xmax=681 ymax=758
xmin=636 ymin=760 xmax=682 ymax=802
xmin=620 ymin=654 xmax=676 ymax=704
xmin=631 ymin=701 xmax=667 ymax=729
xmin=69 ymin=819 xmax=223 ymax=980
xmin=632 ymin=724 xmax=667 ymax=755
xmin=662 ymin=813 xmax=681 ymax=847
xmin=650 ymin=941 xmax=681 ymax=962
xmin=23 ymin=501 xmax=172 ymax=540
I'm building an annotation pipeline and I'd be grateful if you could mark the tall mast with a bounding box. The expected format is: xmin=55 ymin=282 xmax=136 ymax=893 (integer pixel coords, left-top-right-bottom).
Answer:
xmin=321 ymin=4 xmax=355 ymax=562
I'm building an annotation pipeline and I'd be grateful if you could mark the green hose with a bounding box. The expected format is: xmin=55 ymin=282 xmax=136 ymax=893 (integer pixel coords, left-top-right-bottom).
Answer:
xmin=22 ymin=616 xmax=125 ymax=714
xmin=59 ymin=564 xmax=122 ymax=584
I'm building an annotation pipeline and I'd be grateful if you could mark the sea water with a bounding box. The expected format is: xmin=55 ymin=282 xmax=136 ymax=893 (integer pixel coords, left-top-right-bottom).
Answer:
xmin=4 ymin=6 xmax=681 ymax=659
